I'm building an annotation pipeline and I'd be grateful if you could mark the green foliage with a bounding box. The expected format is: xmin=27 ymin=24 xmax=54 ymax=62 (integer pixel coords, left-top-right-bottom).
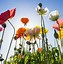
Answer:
xmin=4 ymin=47 xmax=61 ymax=64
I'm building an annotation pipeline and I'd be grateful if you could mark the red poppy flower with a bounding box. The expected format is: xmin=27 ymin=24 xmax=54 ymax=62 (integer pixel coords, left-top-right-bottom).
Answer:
xmin=21 ymin=17 xmax=29 ymax=25
xmin=0 ymin=8 xmax=16 ymax=24
xmin=16 ymin=27 xmax=26 ymax=38
xmin=10 ymin=8 xmax=16 ymax=18
xmin=0 ymin=10 xmax=10 ymax=24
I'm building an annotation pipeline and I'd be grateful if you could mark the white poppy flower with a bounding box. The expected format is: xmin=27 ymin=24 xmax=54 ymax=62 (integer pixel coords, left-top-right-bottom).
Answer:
xmin=36 ymin=4 xmax=49 ymax=16
xmin=43 ymin=7 xmax=49 ymax=16
xmin=49 ymin=10 xmax=60 ymax=21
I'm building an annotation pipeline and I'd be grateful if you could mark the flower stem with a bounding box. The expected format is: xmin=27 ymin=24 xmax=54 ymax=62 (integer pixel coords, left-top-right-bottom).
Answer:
xmin=56 ymin=39 xmax=61 ymax=63
xmin=15 ymin=40 xmax=17 ymax=48
xmin=5 ymin=20 xmax=15 ymax=60
xmin=41 ymin=15 xmax=49 ymax=64
xmin=56 ymin=21 xmax=61 ymax=63
xmin=41 ymin=15 xmax=48 ymax=50
xmin=0 ymin=28 xmax=5 ymax=49
xmin=41 ymin=15 xmax=44 ymax=49
xmin=20 ymin=37 xmax=21 ymax=44
xmin=1 ymin=28 xmax=5 ymax=41
xmin=57 ymin=21 xmax=61 ymax=40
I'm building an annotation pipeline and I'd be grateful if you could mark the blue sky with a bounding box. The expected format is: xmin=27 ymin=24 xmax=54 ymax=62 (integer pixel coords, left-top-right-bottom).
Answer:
xmin=0 ymin=0 xmax=63 ymax=60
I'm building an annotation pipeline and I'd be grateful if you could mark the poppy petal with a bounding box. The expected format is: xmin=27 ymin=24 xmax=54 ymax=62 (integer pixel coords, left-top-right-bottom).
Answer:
xmin=0 ymin=10 xmax=10 ymax=24
xmin=53 ymin=23 xmax=59 ymax=30
xmin=16 ymin=27 xmax=26 ymax=38
xmin=57 ymin=18 xmax=63 ymax=27
xmin=21 ymin=17 xmax=29 ymax=24
xmin=10 ymin=8 xmax=16 ymax=18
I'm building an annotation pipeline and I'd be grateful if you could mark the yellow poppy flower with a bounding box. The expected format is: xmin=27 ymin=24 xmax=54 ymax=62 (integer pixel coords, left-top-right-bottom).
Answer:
xmin=40 ymin=28 xmax=48 ymax=34
xmin=24 ymin=26 xmax=41 ymax=40
xmin=26 ymin=28 xmax=29 ymax=30
xmin=58 ymin=28 xmax=63 ymax=38
xmin=35 ymin=25 xmax=40 ymax=28
xmin=25 ymin=36 xmax=30 ymax=41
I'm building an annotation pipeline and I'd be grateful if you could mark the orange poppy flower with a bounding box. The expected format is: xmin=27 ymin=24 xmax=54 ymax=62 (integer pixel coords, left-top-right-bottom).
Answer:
xmin=16 ymin=27 xmax=26 ymax=38
xmin=37 ymin=48 xmax=43 ymax=53
xmin=21 ymin=17 xmax=29 ymax=25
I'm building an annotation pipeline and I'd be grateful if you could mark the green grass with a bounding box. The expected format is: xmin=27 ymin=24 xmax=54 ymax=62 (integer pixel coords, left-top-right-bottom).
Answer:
xmin=61 ymin=54 xmax=63 ymax=64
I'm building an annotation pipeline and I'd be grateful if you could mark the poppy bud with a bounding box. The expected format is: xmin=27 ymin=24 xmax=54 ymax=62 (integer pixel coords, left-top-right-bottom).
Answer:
xmin=19 ymin=44 xmax=22 ymax=46
xmin=38 ymin=3 xmax=42 ymax=7
xmin=22 ymin=50 xmax=25 ymax=55
xmin=14 ymin=36 xmax=17 ymax=40
xmin=29 ymin=48 xmax=31 ymax=51
xmin=14 ymin=47 xmax=16 ymax=50
xmin=18 ymin=49 xmax=21 ymax=53
xmin=26 ymin=41 xmax=31 ymax=45
xmin=54 ymin=30 xmax=58 ymax=39
xmin=2 ymin=23 xmax=6 ymax=28
xmin=0 ymin=58 xmax=4 ymax=61
xmin=34 ymin=40 xmax=36 ymax=44
xmin=28 ymin=59 xmax=30 ymax=63
xmin=0 ymin=54 xmax=4 ymax=61
xmin=19 ymin=47 xmax=22 ymax=49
